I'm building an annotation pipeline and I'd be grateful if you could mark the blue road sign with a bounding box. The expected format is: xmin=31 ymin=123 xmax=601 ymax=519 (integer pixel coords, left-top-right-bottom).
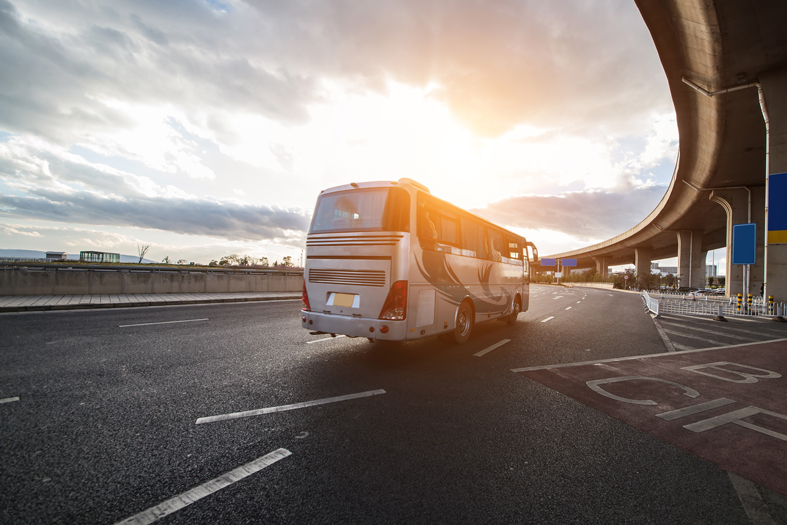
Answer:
xmin=732 ymin=223 xmax=756 ymax=265
xmin=561 ymin=258 xmax=577 ymax=267
xmin=768 ymin=172 xmax=787 ymax=244
xmin=540 ymin=258 xmax=556 ymax=267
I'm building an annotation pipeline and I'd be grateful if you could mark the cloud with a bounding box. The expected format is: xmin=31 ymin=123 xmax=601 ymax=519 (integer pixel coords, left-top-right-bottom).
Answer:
xmin=0 ymin=189 xmax=310 ymax=242
xmin=1 ymin=0 xmax=669 ymax=145
xmin=471 ymin=185 xmax=666 ymax=242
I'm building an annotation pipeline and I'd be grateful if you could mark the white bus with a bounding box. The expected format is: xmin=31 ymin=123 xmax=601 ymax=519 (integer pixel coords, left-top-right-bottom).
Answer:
xmin=301 ymin=178 xmax=538 ymax=344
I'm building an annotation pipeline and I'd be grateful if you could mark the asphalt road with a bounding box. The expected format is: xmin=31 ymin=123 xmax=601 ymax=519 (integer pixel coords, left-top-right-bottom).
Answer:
xmin=1 ymin=285 xmax=784 ymax=524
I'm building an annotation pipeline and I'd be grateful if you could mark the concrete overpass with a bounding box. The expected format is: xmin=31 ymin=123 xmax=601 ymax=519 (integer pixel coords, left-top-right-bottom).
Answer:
xmin=545 ymin=0 xmax=787 ymax=300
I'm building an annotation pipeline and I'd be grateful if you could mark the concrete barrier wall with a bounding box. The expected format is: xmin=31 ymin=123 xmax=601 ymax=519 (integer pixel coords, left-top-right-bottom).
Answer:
xmin=567 ymin=282 xmax=614 ymax=289
xmin=0 ymin=268 xmax=303 ymax=296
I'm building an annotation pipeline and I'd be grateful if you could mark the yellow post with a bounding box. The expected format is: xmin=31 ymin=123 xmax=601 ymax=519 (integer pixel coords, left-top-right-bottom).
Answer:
xmin=769 ymin=295 xmax=774 ymax=315
xmin=737 ymin=293 xmax=742 ymax=313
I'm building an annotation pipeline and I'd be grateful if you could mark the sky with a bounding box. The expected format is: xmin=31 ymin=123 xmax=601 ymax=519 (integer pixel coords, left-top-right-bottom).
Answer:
xmin=0 ymin=0 xmax=719 ymax=269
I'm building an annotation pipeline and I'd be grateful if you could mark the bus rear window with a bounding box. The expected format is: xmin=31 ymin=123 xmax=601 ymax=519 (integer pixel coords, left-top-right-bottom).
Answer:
xmin=310 ymin=188 xmax=410 ymax=233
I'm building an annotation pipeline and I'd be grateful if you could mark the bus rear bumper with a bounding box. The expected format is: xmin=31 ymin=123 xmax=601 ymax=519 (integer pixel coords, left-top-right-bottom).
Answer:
xmin=301 ymin=311 xmax=408 ymax=340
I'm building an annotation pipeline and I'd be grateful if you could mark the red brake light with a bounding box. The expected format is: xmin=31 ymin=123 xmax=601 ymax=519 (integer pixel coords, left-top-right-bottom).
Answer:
xmin=379 ymin=280 xmax=407 ymax=320
xmin=302 ymin=279 xmax=311 ymax=311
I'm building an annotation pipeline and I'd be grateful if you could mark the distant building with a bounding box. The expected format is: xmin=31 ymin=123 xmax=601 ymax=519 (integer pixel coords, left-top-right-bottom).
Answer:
xmin=45 ymin=251 xmax=67 ymax=261
xmin=706 ymin=264 xmax=718 ymax=277
xmin=651 ymin=264 xmax=678 ymax=275
xmin=80 ymin=251 xmax=120 ymax=263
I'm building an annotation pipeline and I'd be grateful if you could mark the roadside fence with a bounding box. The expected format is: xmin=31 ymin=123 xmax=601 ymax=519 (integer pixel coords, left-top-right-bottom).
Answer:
xmin=642 ymin=290 xmax=786 ymax=319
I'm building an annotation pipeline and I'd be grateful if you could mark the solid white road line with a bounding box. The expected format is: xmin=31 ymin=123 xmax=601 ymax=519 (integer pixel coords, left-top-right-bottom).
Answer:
xmin=196 ymin=389 xmax=386 ymax=425
xmin=0 ymin=397 xmax=20 ymax=404
xmin=541 ymin=316 xmax=555 ymax=323
xmin=650 ymin=316 xmax=677 ymax=353
xmin=306 ymin=335 xmax=346 ymax=344
xmin=119 ymin=318 xmax=209 ymax=328
xmin=663 ymin=329 xmax=729 ymax=347
xmin=511 ymin=338 xmax=787 ymax=373
xmin=115 ymin=448 xmax=291 ymax=525
xmin=728 ymin=472 xmax=778 ymax=524
xmin=474 ymin=339 xmax=511 ymax=357
xmin=659 ymin=322 xmax=760 ymax=342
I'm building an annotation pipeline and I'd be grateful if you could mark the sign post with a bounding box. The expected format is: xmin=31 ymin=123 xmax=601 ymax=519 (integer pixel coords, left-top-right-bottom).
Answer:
xmin=733 ymin=223 xmax=757 ymax=308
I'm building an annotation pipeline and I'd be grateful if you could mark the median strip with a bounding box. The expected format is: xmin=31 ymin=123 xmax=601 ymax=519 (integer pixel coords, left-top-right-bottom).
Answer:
xmin=196 ymin=389 xmax=386 ymax=425
xmin=114 ymin=448 xmax=291 ymax=525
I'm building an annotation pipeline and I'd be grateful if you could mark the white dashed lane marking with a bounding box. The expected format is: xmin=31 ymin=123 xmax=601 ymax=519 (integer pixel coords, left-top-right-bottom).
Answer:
xmin=474 ymin=339 xmax=511 ymax=357
xmin=196 ymin=389 xmax=386 ymax=425
xmin=119 ymin=318 xmax=209 ymax=328
xmin=541 ymin=316 xmax=555 ymax=323
xmin=306 ymin=335 xmax=346 ymax=344
xmin=115 ymin=448 xmax=291 ymax=525
xmin=0 ymin=397 xmax=20 ymax=404
xmin=565 ymin=307 xmax=572 ymax=310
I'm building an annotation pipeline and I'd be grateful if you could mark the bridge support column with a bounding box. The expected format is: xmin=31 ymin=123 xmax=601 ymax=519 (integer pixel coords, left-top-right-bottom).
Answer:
xmin=677 ymin=231 xmax=705 ymax=289
xmin=762 ymin=67 xmax=787 ymax=301
xmin=634 ymin=247 xmax=652 ymax=289
xmin=593 ymin=257 xmax=608 ymax=280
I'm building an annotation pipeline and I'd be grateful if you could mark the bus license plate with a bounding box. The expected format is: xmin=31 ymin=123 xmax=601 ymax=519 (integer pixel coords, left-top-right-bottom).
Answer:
xmin=333 ymin=293 xmax=356 ymax=307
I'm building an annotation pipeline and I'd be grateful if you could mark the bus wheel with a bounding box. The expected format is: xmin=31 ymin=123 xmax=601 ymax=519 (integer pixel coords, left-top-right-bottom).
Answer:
xmin=453 ymin=302 xmax=474 ymax=344
xmin=507 ymin=296 xmax=521 ymax=324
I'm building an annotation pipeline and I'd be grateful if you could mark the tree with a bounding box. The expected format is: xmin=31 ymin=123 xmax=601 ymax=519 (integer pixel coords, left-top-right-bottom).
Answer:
xmin=209 ymin=260 xmax=219 ymax=266
xmin=138 ymin=245 xmax=150 ymax=263
xmin=664 ymin=273 xmax=676 ymax=289
xmin=177 ymin=259 xmax=188 ymax=265
xmin=161 ymin=255 xmax=171 ymax=264
xmin=282 ymin=255 xmax=293 ymax=267
xmin=719 ymin=276 xmax=726 ymax=287
xmin=708 ymin=275 xmax=715 ymax=287
xmin=258 ymin=257 xmax=269 ymax=267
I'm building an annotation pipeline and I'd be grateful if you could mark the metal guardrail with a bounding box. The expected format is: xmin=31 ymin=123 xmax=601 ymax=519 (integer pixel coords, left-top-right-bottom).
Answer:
xmin=642 ymin=290 xmax=786 ymax=319
xmin=0 ymin=262 xmax=304 ymax=276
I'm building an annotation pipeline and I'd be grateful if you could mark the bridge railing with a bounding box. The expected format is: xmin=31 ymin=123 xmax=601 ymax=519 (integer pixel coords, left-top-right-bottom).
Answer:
xmin=642 ymin=291 xmax=786 ymax=319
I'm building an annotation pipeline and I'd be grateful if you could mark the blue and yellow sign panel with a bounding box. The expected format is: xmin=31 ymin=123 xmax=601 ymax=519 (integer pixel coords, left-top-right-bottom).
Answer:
xmin=769 ymin=172 xmax=787 ymax=244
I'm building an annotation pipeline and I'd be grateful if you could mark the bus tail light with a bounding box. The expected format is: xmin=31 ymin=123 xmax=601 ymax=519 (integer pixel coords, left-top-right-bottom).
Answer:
xmin=302 ymin=279 xmax=311 ymax=311
xmin=379 ymin=280 xmax=407 ymax=320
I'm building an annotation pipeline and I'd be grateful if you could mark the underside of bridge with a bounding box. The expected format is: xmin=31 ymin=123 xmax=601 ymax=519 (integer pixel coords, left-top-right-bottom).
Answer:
xmin=545 ymin=0 xmax=787 ymax=299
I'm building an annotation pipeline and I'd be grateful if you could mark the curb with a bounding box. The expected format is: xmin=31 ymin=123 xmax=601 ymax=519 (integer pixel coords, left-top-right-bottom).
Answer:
xmin=0 ymin=295 xmax=301 ymax=313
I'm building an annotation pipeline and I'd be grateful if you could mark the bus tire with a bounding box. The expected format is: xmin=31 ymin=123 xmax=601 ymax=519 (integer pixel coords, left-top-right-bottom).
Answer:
xmin=507 ymin=296 xmax=521 ymax=324
xmin=453 ymin=302 xmax=474 ymax=344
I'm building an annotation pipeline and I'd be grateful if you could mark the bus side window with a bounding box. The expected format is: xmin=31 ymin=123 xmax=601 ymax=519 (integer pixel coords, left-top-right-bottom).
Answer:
xmin=507 ymin=238 xmax=520 ymax=259
xmin=384 ymin=188 xmax=410 ymax=232
xmin=461 ymin=217 xmax=487 ymax=259
xmin=489 ymin=230 xmax=504 ymax=262
xmin=418 ymin=203 xmax=439 ymax=250
xmin=440 ymin=215 xmax=459 ymax=246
